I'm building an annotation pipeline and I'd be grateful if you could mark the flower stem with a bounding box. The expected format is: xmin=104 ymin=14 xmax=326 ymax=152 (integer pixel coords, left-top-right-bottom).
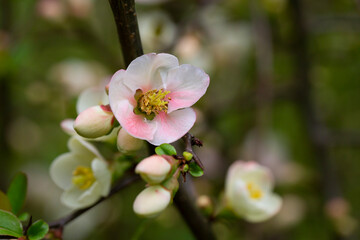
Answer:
xmin=49 ymin=174 xmax=140 ymax=228
xmin=108 ymin=0 xmax=143 ymax=67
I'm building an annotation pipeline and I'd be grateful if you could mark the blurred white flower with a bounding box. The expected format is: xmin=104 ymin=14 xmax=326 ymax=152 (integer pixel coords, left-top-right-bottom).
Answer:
xmin=50 ymin=137 xmax=111 ymax=209
xmin=37 ymin=0 xmax=65 ymax=22
xmin=66 ymin=0 xmax=93 ymax=18
xmin=138 ymin=11 xmax=176 ymax=52
xmin=133 ymin=185 xmax=171 ymax=217
xmin=49 ymin=59 xmax=108 ymax=96
xmin=225 ymin=161 xmax=282 ymax=222
xmin=135 ymin=155 xmax=173 ymax=184
xmin=174 ymin=33 xmax=214 ymax=73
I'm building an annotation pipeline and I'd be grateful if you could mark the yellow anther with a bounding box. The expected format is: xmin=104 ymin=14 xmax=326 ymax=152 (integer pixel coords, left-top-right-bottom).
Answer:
xmin=72 ymin=166 xmax=95 ymax=190
xmin=138 ymin=89 xmax=171 ymax=116
xmin=246 ymin=182 xmax=263 ymax=200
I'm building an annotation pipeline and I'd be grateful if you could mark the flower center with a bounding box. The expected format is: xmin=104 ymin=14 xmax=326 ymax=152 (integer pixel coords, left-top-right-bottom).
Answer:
xmin=134 ymin=89 xmax=171 ymax=120
xmin=72 ymin=166 xmax=95 ymax=190
xmin=246 ymin=182 xmax=263 ymax=200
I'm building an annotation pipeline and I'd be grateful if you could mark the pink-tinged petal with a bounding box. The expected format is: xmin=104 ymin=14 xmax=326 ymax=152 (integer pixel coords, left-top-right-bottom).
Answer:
xmin=164 ymin=64 xmax=210 ymax=113
xmin=150 ymin=108 xmax=196 ymax=145
xmin=60 ymin=119 xmax=76 ymax=135
xmin=112 ymin=100 xmax=157 ymax=141
xmin=108 ymin=69 xmax=136 ymax=106
xmin=124 ymin=53 xmax=179 ymax=92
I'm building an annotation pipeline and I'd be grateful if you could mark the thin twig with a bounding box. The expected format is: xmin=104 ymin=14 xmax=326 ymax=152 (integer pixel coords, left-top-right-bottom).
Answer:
xmin=182 ymin=133 xmax=204 ymax=170
xmin=49 ymin=174 xmax=140 ymax=228
xmin=108 ymin=0 xmax=143 ymax=67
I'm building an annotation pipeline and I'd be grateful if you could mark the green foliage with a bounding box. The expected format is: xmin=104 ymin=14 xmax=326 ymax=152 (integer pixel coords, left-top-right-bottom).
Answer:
xmin=18 ymin=212 xmax=30 ymax=222
xmin=7 ymin=172 xmax=27 ymax=215
xmin=155 ymin=144 xmax=177 ymax=156
xmin=188 ymin=162 xmax=204 ymax=177
xmin=27 ymin=220 xmax=49 ymax=240
xmin=0 ymin=209 xmax=23 ymax=238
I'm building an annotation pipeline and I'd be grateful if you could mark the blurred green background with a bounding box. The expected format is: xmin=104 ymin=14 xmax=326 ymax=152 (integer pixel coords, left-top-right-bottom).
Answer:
xmin=1 ymin=0 xmax=360 ymax=239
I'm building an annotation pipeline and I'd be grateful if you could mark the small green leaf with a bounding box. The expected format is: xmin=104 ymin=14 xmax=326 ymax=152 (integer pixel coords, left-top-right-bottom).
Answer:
xmin=7 ymin=172 xmax=27 ymax=215
xmin=0 ymin=191 xmax=11 ymax=212
xmin=27 ymin=220 xmax=49 ymax=240
xmin=155 ymin=147 xmax=166 ymax=155
xmin=0 ymin=209 xmax=23 ymax=238
xmin=158 ymin=143 xmax=177 ymax=156
xmin=18 ymin=212 xmax=30 ymax=222
xmin=189 ymin=162 xmax=204 ymax=177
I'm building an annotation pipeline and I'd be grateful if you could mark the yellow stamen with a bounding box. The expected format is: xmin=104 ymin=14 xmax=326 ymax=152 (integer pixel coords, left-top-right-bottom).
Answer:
xmin=72 ymin=166 xmax=95 ymax=190
xmin=138 ymin=89 xmax=171 ymax=116
xmin=246 ymin=182 xmax=263 ymax=200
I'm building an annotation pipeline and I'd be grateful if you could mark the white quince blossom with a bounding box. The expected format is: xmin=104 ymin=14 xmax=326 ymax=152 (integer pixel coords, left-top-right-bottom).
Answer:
xmin=225 ymin=161 xmax=282 ymax=222
xmin=108 ymin=53 xmax=209 ymax=145
xmin=50 ymin=136 xmax=111 ymax=209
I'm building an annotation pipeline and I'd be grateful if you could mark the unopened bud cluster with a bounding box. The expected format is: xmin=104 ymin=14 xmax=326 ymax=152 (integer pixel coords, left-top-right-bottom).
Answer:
xmin=133 ymin=154 xmax=179 ymax=217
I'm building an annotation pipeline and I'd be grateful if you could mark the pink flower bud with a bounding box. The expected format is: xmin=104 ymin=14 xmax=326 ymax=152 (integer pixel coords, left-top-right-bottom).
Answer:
xmin=133 ymin=185 xmax=171 ymax=217
xmin=74 ymin=105 xmax=115 ymax=138
xmin=135 ymin=155 xmax=173 ymax=184
xmin=117 ymin=128 xmax=143 ymax=152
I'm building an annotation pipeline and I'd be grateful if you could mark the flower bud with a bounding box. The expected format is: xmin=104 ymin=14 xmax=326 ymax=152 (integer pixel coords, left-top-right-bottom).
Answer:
xmin=74 ymin=105 xmax=115 ymax=138
xmin=117 ymin=128 xmax=143 ymax=152
xmin=197 ymin=195 xmax=213 ymax=216
xmin=183 ymin=151 xmax=193 ymax=161
xmin=133 ymin=185 xmax=171 ymax=217
xmin=135 ymin=155 xmax=172 ymax=184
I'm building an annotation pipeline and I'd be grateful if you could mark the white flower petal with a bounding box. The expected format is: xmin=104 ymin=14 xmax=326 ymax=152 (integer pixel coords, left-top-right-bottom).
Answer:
xmin=226 ymin=161 xmax=273 ymax=193
xmin=76 ymin=87 xmax=109 ymax=114
xmin=92 ymin=158 xmax=111 ymax=196
xmin=60 ymin=119 xmax=76 ymax=135
xmin=243 ymin=194 xmax=283 ymax=223
xmin=123 ymin=53 xmax=179 ymax=92
xmin=50 ymin=152 xmax=92 ymax=190
xmin=68 ymin=136 xmax=103 ymax=160
xmin=61 ymin=182 xmax=102 ymax=209
xmin=108 ymin=69 xmax=135 ymax=105
xmin=164 ymin=64 xmax=210 ymax=113
xmin=150 ymin=108 xmax=196 ymax=145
